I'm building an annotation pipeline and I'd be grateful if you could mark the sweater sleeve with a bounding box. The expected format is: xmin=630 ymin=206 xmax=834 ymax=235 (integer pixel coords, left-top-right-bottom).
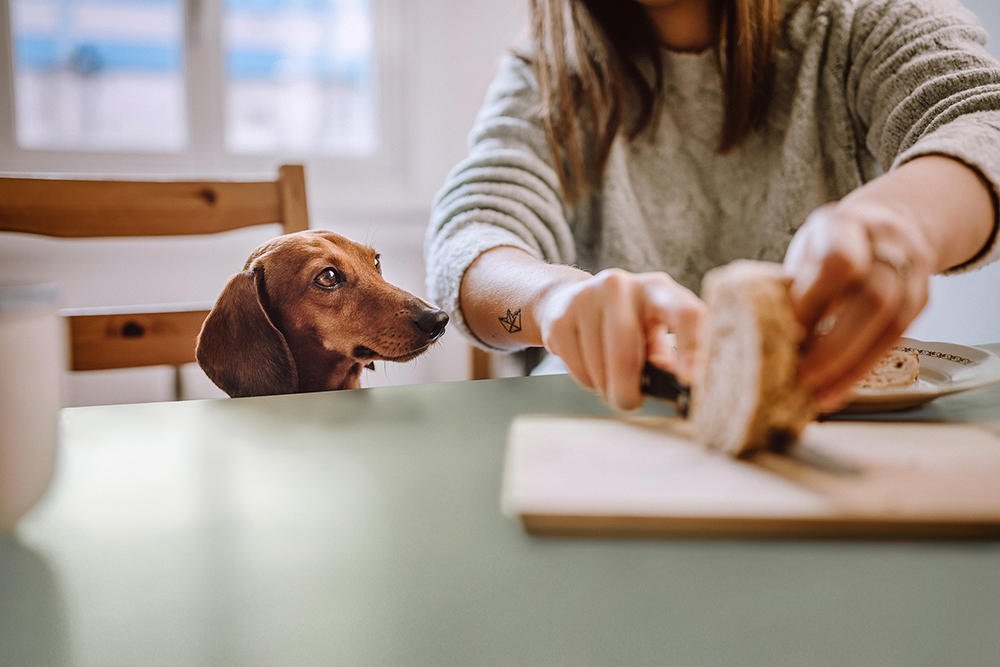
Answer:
xmin=846 ymin=0 xmax=1000 ymax=271
xmin=424 ymin=53 xmax=577 ymax=348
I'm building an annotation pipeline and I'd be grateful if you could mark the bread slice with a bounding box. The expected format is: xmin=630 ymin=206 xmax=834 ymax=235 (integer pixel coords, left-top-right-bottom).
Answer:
xmin=858 ymin=347 xmax=920 ymax=389
xmin=691 ymin=260 xmax=816 ymax=457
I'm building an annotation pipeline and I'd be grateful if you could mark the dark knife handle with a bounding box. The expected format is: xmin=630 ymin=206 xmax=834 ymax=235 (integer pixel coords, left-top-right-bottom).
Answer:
xmin=639 ymin=362 xmax=691 ymax=418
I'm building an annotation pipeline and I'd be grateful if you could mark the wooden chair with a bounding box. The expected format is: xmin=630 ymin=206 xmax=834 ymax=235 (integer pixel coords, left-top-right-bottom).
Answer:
xmin=470 ymin=347 xmax=493 ymax=380
xmin=469 ymin=347 xmax=545 ymax=380
xmin=0 ymin=164 xmax=309 ymax=399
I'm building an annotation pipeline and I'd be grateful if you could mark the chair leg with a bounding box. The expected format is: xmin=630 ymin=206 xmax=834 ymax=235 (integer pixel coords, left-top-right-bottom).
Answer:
xmin=172 ymin=365 xmax=184 ymax=401
xmin=470 ymin=347 xmax=493 ymax=380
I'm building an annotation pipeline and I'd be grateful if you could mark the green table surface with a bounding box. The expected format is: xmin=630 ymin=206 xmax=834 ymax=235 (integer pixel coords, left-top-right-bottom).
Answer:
xmin=3 ymin=346 xmax=1000 ymax=667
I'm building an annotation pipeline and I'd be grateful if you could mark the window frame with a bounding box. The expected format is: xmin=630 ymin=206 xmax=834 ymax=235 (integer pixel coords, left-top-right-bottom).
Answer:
xmin=0 ymin=0 xmax=412 ymax=212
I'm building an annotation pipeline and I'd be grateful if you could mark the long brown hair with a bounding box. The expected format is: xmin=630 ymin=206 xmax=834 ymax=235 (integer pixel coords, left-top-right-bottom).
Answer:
xmin=529 ymin=0 xmax=781 ymax=205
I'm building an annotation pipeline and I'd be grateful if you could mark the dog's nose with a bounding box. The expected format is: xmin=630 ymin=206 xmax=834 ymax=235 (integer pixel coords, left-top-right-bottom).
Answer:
xmin=414 ymin=308 xmax=449 ymax=339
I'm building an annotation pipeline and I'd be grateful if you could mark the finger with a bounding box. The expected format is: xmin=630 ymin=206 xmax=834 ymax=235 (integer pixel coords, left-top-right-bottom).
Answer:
xmin=815 ymin=271 xmax=929 ymax=411
xmin=642 ymin=277 xmax=706 ymax=385
xmin=783 ymin=227 xmax=809 ymax=273
xmin=646 ymin=324 xmax=677 ymax=371
xmin=603 ymin=289 xmax=646 ymax=411
xmin=670 ymin=303 xmax=705 ymax=386
xmin=788 ymin=213 xmax=871 ymax=333
xmin=576 ymin=303 xmax=607 ymax=401
xmin=815 ymin=322 xmax=912 ymax=412
xmin=813 ymin=332 xmax=898 ymax=412
xmin=801 ymin=262 xmax=905 ymax=391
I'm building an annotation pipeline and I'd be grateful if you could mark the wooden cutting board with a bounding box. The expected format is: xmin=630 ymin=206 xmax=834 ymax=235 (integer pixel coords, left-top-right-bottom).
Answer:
xmin=502 ymin=415 xmax=1000 ymax=539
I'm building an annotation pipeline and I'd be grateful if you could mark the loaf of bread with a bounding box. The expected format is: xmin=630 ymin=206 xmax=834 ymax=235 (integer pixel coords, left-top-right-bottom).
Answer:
xmin=690 ymin=260 xmax=817 ymax=457
xmin=858 ymin=347 xmax=920 ymax=389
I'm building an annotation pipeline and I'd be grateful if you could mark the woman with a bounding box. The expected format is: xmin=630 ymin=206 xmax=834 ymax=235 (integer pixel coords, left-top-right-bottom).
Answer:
xmin=425 ymin=0 xmax=999 ymax=412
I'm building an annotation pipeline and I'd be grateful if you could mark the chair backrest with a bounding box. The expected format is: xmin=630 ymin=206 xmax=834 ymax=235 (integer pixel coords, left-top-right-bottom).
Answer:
xmin=0 ymin=164 xmax=309 ymax=378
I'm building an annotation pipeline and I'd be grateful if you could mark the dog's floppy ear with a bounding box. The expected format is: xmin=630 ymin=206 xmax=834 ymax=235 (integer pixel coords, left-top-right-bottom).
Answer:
xmin=196 ymin=266 xmax=298 ymax=397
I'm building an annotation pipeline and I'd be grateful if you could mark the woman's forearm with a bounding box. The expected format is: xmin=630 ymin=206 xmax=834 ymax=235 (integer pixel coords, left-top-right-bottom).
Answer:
xmin=841 ymin=155 xmax=996 ymax=271
xmin=459 ymin=246 xmax=590 ymax=350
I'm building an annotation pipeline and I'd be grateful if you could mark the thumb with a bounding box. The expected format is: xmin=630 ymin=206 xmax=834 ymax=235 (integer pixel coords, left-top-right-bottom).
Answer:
xmin=641 ymin=279 xmax=706 ymax=385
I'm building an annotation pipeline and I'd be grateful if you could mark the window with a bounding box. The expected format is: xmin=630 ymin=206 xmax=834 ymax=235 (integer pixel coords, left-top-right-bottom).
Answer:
xmin=5 ymin=0 xmax=383 ymax=160
xmin=11 ymin=0 xmax=186 ymax=151
xmin=225 ymin=0 xmax=376 ymax=156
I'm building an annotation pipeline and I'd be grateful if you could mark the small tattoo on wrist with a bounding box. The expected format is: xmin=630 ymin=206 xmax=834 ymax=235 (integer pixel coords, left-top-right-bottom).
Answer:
xmin=499 ymin=308 xmax=522 ymax=334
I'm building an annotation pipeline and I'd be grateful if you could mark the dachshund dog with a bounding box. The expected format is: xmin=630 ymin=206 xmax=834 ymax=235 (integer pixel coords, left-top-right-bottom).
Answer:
xmin=196 ymin=230 xmax=448 ymax=397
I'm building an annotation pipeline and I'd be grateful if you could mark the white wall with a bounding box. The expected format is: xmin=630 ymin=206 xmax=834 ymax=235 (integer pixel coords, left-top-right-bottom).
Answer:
xmin=2 ymin=0 xmax=998 ymax=406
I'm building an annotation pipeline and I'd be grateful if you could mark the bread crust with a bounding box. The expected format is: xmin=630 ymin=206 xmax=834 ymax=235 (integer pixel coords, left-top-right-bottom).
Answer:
xmin=691 ymin=260 xmax=816 ymax=457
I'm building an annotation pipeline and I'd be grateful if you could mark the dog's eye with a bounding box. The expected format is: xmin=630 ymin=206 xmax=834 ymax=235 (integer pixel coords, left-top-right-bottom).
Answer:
xmin=374 ymin=254 xmax=381 ymax=274
xmin=314 ymin=267 xmax=344 ymax=289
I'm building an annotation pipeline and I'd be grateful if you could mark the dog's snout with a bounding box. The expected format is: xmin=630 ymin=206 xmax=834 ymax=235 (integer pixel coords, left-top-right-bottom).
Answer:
xmin=414 ymin=308 xmax=449 ymax=339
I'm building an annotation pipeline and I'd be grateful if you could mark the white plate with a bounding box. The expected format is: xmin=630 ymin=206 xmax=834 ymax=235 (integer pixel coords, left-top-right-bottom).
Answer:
xmin=842 ymin=338 xmax=1000 ymax=413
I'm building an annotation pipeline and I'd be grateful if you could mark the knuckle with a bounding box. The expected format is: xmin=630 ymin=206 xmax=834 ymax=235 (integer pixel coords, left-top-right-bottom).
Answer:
xmin=675 ymin=300 xmax=707 ymax=327
xmin=805 ymin=204 xmax=836 ymax=228
xmin=646 ymin=270 xmax=679 ymax=288
xmin=596 ymin=267 xmax=628 ymax=283
xmin=594 ymin=268 xmax=631 ymax=294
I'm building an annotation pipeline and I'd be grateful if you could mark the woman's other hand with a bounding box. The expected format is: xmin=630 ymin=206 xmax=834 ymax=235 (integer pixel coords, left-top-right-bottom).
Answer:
xmin=536 ymin=269 xmax=706 ymax=411
xmin=784 ymin=201 xmax=935 ymax=411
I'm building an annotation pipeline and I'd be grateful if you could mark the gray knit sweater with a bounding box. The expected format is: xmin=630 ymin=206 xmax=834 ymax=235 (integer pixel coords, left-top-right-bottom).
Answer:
xmin=425 ymin=0 xmax=1000 ymax=350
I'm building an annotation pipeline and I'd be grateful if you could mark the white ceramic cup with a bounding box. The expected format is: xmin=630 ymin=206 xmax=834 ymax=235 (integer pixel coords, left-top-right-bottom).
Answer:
xmin=0 ymin=283 xmax=65 ymax=533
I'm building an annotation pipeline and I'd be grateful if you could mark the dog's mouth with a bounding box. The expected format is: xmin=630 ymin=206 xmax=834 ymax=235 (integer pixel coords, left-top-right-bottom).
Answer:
xmin=352 ymin=343 xmax=432 ymax=363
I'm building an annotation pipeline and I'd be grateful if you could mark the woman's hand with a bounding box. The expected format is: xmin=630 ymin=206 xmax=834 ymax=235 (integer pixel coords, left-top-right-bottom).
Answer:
xmin=784 ymin=200 xmax=936 ymax=411
xmin=536 ymin=269 xmax=706 ymax=411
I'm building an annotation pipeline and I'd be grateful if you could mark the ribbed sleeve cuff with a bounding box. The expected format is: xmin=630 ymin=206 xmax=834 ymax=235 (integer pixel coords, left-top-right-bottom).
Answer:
xmin=425 ymin=221 xmax=540 ymax=351
xmin=893 ymin=111 xmax=1000 ymax=273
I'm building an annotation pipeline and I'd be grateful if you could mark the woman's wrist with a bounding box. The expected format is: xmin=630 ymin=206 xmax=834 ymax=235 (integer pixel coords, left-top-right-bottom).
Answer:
xmin=459 ymin=247 xmax=589 ymax=351
xmin=840 ymin=155 xmax=995 ymax=272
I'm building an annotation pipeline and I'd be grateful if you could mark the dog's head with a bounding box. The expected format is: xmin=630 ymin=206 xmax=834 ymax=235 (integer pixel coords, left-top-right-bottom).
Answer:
xmin=196 ymin=230 xmax=448 ymax=397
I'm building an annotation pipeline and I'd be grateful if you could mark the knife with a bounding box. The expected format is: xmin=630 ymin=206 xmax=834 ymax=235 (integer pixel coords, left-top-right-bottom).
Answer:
xmin=638 ymin=362 xmax=859 ymax=475
xmin=639 ymin=361 xmax=691 ymax=418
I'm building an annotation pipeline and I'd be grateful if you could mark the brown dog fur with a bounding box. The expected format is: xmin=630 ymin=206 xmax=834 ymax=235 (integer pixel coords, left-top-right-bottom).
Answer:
xmin=196 ymin=230 xmax=448 ymax=397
